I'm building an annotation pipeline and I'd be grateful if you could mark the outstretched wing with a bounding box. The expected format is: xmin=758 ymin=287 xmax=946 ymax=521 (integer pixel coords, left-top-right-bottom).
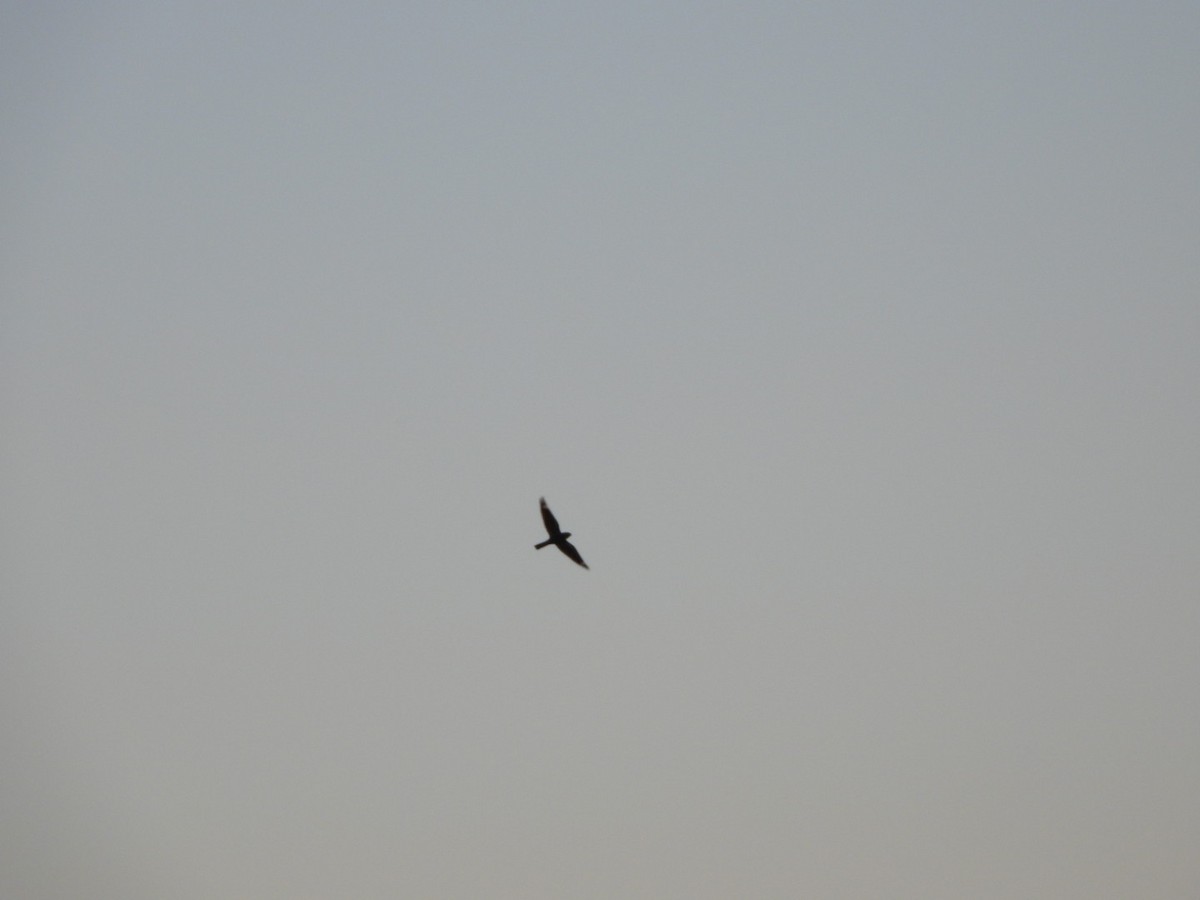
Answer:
xmin=557 ymin=538 xmax=589 ymax=569
xmin=540 ymin=497 xmax=562 ymax=538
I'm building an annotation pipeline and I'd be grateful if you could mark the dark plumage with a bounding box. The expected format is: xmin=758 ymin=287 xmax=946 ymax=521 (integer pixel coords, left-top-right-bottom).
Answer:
xmin=534 ymin=497 xmax=588 ymax=569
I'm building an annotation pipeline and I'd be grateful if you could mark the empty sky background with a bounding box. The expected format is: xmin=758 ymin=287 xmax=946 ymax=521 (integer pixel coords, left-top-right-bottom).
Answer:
xmin=3 ymin=3 xmax=1198 ymax=897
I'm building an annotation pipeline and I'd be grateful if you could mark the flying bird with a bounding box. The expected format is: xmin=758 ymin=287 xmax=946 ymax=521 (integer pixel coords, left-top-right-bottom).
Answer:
xmin=535 ymin=497 xmax=588 ymax=569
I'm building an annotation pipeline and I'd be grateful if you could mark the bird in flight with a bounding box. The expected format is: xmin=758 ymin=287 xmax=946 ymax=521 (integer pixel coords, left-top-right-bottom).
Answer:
xmin=535 ymin=497 xmax=588 ymax=569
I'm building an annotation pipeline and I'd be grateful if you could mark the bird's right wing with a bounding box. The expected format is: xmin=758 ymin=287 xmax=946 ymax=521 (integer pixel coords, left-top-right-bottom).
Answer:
xmin=539 ymin=497 xmax=561 ymax=537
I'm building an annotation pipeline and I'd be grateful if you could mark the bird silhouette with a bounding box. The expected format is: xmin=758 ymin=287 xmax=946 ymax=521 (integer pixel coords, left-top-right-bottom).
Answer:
xmin=534 ymin=497 xmax=588 ymax=569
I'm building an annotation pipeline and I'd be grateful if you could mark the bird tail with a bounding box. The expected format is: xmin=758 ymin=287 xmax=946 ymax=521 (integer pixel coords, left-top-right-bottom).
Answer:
xmin=534 ymin=539 xmax=553 ymax=549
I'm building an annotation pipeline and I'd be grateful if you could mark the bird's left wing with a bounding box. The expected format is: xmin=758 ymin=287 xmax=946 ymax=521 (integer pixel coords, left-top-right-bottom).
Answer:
xmin=558 ymin=539 xmax=589 ymax=570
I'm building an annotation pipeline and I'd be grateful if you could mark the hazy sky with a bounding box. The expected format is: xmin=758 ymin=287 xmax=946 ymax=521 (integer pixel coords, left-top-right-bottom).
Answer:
xmin=4 ymin=3 xmax=1198 ymax=897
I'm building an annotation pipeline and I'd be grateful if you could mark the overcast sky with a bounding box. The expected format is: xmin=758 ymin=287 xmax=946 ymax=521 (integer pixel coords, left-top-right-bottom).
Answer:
xmin=3 ymin=3 xmax=1198 ymax=898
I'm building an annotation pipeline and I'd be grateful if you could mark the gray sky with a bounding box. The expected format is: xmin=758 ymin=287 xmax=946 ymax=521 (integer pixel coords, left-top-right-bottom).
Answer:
xmin=4 ymin=3 xmax=1198 ymax=897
